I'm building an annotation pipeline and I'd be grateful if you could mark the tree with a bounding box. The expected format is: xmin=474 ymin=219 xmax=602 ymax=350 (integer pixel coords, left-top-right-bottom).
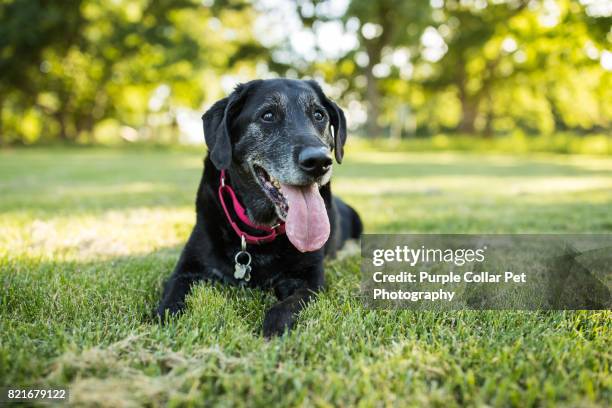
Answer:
xmin=293 ymin=0 xmax=431 ymax=137
xmin=343 ymin=0 xmax=431 ymax=137
xmin=0 ymin=0 xmax=83 ymax=144
xmin=421 ymin=0 xmax=610 ymax=136
xmin=423 ymin=0 xmax=529 ymax=135
xmin=0 ymin=0 xmax=266 ymax=145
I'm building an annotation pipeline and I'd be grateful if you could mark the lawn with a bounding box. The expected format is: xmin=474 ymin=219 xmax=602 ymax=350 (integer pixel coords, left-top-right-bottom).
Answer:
xmin=1 ymin=146 xmax=611 ymax=407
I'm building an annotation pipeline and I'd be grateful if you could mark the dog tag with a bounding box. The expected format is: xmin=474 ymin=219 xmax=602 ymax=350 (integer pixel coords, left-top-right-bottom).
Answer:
xmin=234 ymin=263 xmax=251 ymax=280
xmin=234 ymin=250 xmax=252 ymax=281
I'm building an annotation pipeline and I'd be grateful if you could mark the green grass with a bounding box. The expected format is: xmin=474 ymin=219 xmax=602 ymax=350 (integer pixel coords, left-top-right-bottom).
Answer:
xmin=355 ymin=132 xmax=612 ymax=156
xmin=1 ymin=146 xmax=611 ymax=407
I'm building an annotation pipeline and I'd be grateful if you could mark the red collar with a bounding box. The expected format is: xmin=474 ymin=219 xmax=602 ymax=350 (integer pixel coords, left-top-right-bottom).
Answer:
xmin=218 ymin=170 xmax=286 ymax=245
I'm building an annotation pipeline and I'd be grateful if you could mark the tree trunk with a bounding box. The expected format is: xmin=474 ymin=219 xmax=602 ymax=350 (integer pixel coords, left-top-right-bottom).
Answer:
xmin=365 ymin=65 xmax=382 ymax=138
xmin=546 ymin=92 xmax=566 ymax=132
xmin=483 ymin=89 xmax=494 ymax=139
xmin=361 ymin=6 xmax=390 ymax=140
xmin=458 ymin=92 xmax=478 ymax=134
xmin=85 ymin=114 xmax=95 ymax=143
xmin=57 ymin=113 xmax=69 ymax=141
xmin=456 ymin=60 xmax=477 ymax=134
xmin=76 ymin=113 xmax=96 ymax=143
xmin=0 ymin=95 xmax=4 ymax=147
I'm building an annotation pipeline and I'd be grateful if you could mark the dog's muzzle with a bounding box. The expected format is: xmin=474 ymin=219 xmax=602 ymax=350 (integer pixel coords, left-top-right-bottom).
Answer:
xmin=298 ymin=146 xmax=332 ymax=178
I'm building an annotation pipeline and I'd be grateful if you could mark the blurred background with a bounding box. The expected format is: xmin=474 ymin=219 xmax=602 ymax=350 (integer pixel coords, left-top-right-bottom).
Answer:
xmin=0 ymin=0 xmax=610 ymax=153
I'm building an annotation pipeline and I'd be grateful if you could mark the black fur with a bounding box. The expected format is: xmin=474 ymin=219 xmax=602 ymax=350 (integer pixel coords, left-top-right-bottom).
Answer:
xmin=157 ymin=79 xmax=362 ymax=337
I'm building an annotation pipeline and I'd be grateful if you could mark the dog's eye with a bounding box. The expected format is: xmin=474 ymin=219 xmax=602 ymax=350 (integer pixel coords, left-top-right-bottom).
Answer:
xmin=261 ymin=111 xmax=275 ymax=122
xmin=313 ymin=110 xmax=325 ymax=121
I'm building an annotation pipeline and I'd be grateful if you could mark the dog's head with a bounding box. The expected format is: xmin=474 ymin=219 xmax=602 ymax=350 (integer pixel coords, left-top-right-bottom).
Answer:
xmin=202 ymin=79 xmax=347 ymax=252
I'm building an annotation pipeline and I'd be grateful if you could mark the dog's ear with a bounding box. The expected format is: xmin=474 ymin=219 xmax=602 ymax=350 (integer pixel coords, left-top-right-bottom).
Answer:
xmin=306 ymin=80 xmax=348 ymax=164
xmin=202 ymin=83 xmax=250 ymax=170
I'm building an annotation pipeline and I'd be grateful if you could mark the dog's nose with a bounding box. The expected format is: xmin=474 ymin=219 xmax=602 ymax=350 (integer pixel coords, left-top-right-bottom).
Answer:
xmin=298 ymin=146 xmax=333 ymax=177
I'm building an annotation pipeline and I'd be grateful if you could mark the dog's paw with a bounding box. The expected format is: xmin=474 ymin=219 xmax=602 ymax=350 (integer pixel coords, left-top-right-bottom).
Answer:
xmin=155 ymin=301 xmax=184 ymax=324
xmin=263 ymin=304 xmax=295 ymax=338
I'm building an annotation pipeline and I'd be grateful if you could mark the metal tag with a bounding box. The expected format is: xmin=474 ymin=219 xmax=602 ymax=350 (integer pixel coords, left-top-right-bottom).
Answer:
xmin=233 ymin=240 xmax=252 ymax=281
xmin=234 ymin=262 xmax=251 ymax=281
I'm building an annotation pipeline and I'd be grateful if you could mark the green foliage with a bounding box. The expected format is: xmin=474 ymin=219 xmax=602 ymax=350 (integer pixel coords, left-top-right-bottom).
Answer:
xmin=0 ymin=0 xmax=610 ymax=145
xmin=307 ymin=0 xmax=611 ymax=137
xmin=1 ymin=147 xmax=611 ymax=405
xmin=0 ymin=0 xmax=82 ymax=90
xmin=403 ymin=0 xmax=610 ymax=135
xmin=0 ymin=0 xmax=265 ymax=145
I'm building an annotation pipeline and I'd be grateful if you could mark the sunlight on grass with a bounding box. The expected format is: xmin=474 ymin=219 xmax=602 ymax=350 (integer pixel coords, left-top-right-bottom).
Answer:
xmin=0 ymin=207 xmax=193 ymax=261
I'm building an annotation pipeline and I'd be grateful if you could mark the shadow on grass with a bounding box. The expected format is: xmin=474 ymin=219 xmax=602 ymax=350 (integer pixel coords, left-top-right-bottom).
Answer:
xmin=1 ymin=243 xmax=280 ymax=331
xmin=1 ymin=243 xmax=280 ymax=383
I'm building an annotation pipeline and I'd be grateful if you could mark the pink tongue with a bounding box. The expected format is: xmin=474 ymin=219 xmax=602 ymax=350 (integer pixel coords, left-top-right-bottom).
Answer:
xmin=280 ymin=183 xmax=330 ymax=252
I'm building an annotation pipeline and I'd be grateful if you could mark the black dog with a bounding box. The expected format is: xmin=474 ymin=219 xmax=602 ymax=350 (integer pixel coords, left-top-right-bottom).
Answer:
xmin=157 ymin=79 xmax=362 ymax=337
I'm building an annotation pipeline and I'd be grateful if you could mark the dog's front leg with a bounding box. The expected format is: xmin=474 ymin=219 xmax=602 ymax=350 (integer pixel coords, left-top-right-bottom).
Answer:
xmin=156 ymin=250 xmax=204 ymax=320
xmin=263 ymin=278 xmax=322 ymax=338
